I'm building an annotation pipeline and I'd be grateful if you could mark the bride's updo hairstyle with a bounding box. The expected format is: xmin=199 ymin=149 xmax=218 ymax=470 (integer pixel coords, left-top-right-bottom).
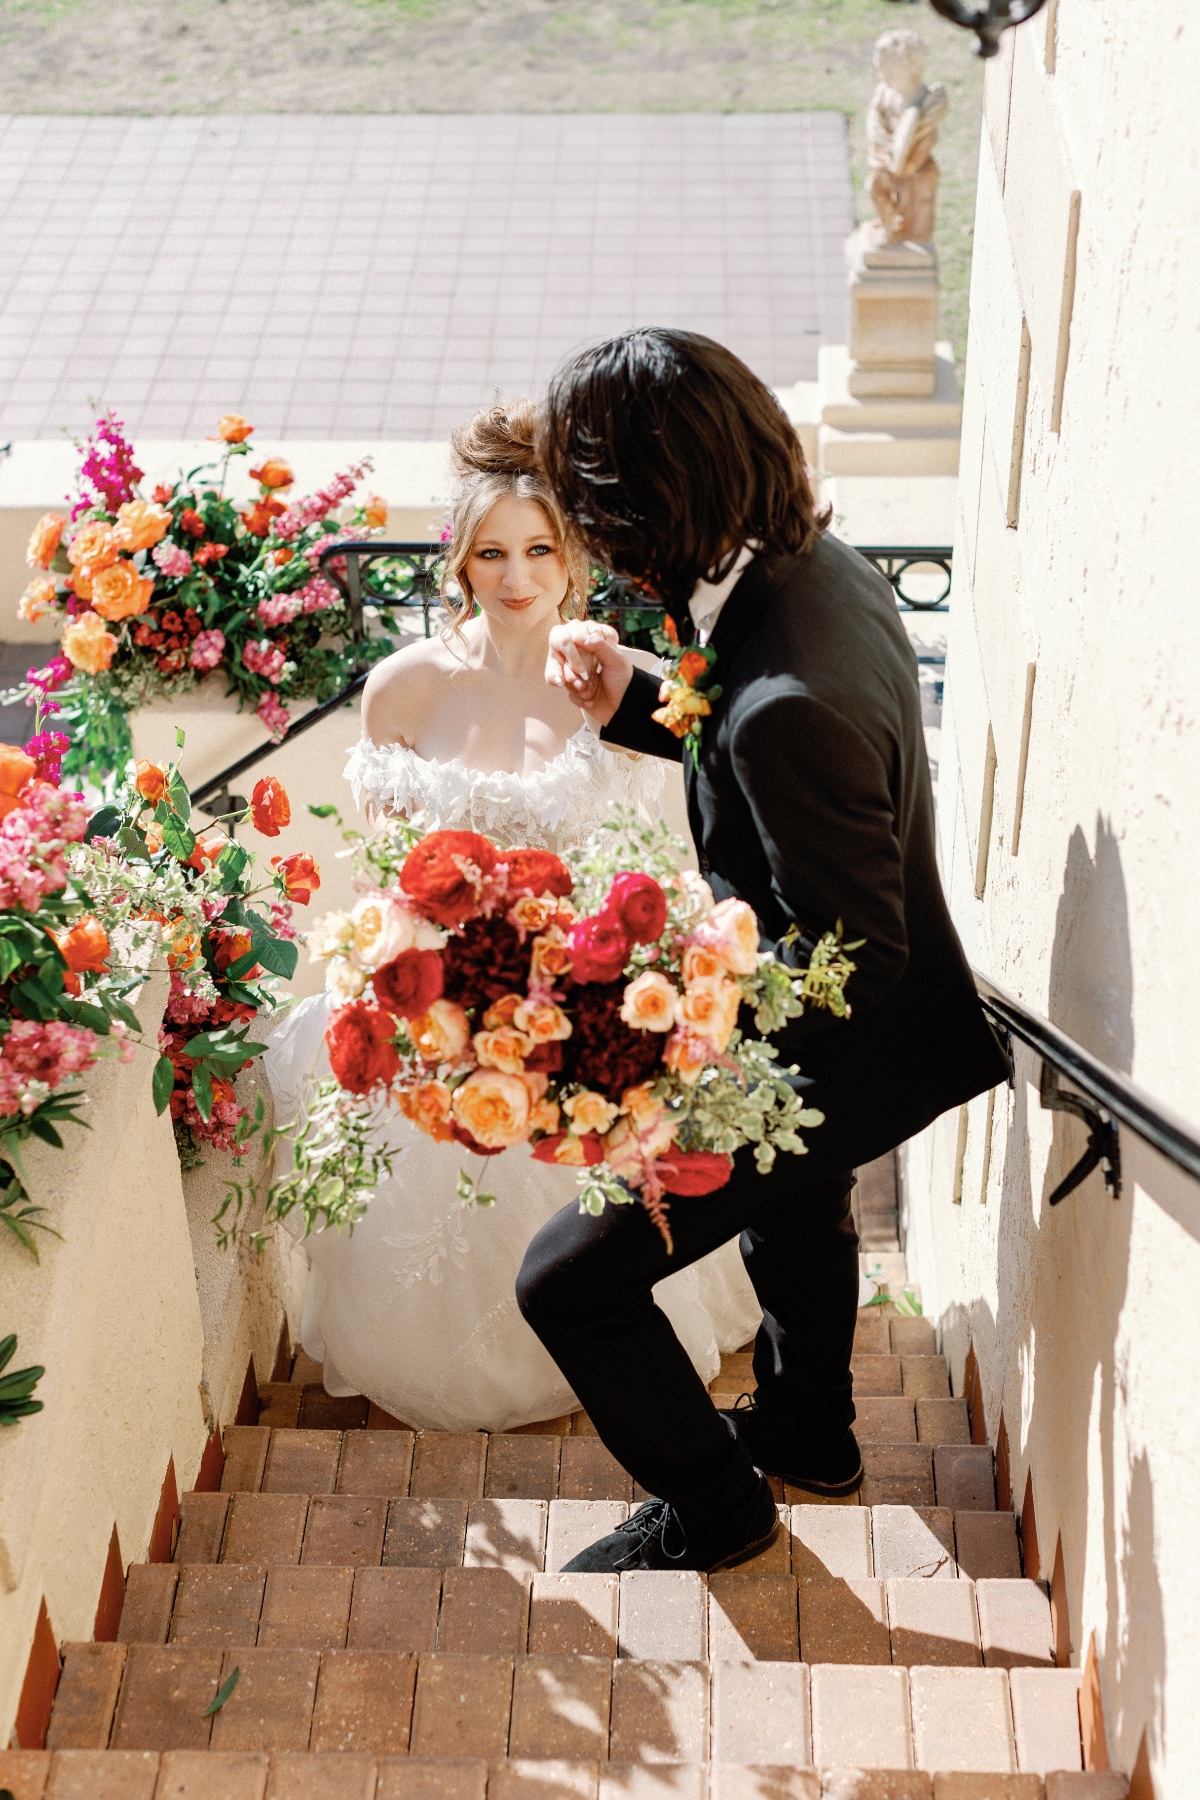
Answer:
xmin=440 ymin=397 xmax=590 ymax=633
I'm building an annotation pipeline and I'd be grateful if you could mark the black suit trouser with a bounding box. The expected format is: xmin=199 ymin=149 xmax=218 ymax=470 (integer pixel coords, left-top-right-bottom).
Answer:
xmin=516 ymin=1143 xmax=860 ymax=1531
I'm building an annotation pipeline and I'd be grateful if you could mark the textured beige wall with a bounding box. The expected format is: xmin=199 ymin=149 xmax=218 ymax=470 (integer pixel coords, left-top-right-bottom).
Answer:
xmin=903 ymin=9 xmax=1200 ymax=1798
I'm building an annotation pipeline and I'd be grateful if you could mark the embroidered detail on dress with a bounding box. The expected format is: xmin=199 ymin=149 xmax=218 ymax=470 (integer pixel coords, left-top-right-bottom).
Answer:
xmin=381 ymin=1204 xmax=472 ymax=1289
xmin=344 ymin=728 xmax=665 ymax=853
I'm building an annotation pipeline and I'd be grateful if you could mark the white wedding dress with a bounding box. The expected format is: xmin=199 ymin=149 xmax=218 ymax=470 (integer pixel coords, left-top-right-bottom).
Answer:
xmin=264 ymin=725 xmax=762 ymax=1432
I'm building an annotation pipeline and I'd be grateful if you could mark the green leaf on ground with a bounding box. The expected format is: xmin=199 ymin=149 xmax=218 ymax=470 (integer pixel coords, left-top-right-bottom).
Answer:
xmin=203 ymin=1666 xmax=239 ymax=1717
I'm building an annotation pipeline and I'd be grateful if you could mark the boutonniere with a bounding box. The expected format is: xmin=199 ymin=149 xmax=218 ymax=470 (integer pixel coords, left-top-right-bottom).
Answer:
xmin=651 ymin=614 xmax=723 ymax=768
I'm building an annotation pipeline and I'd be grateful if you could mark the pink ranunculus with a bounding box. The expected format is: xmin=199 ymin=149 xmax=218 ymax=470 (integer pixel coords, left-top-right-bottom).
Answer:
xmin=566 ymin=912 xmax=630 ymax=984
xmin=152 ymin=540 xmax=194 ymax=579
xmin=256 ymin=690 xmax=291 ymax=741
xmin=242 ymin=638 xmax=287 ymax=684
xmin=606 ymin=872 xmax=668 ymax=945
xmin=189 ymin=628 xmax=226 ymax=672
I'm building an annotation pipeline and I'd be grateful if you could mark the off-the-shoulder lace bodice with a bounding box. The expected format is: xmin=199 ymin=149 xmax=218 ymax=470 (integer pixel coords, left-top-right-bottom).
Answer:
xmin=345 ymin=726 xmax=665 ymax=853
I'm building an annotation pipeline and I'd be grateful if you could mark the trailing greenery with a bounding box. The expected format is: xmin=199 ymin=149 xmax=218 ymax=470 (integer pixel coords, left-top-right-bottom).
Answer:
xmin=0 ymin=1333 xmax=45 ymax=1426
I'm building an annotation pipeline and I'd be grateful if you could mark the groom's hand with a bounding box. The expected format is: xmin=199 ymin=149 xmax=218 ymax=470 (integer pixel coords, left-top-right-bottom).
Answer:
xmin=546 ymin=621 xmax=634 ymax=728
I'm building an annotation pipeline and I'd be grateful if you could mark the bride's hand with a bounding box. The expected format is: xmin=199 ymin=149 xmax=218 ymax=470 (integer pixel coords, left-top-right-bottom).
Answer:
xmin=546 ymin=621 xmax=634 ymax=727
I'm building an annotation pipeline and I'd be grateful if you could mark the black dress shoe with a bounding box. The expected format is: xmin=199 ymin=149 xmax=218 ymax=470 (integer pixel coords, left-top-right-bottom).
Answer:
xmin=719 ymin=1395 xmax=864 ymax=1497
xmin=560 ymin=1476 xmax=780 ymax=1574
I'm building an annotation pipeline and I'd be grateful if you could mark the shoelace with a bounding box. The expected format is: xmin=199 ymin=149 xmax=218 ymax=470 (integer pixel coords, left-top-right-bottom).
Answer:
xmin=612 ymin=1498 xmax=689 ymax=1565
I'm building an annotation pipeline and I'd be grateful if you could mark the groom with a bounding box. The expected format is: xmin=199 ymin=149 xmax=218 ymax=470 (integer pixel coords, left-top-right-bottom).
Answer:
xmin=518 ymin=327 xmax=1009 ymax=1573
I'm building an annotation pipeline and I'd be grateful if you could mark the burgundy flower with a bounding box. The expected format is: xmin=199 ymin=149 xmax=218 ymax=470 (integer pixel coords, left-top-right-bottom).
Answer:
xmin=560 ymin=980 xmax=664 ymax=1101
xmin=441 ymin=914 xmax=530 ymax=1006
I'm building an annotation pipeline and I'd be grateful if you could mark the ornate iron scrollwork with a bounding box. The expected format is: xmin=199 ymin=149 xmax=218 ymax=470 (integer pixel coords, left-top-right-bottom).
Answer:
xmin=1039 ymin=1060 xmax=1122 ymax=1205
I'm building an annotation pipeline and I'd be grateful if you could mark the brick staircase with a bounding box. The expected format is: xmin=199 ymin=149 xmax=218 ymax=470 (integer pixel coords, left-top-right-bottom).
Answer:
xmin=4 ymin=1330 xmax=1128 ymax=1800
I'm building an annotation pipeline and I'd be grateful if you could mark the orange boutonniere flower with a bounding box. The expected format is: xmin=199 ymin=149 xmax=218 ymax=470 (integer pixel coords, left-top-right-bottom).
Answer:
xmin=652 ymin=638 xmax=722 ymax=768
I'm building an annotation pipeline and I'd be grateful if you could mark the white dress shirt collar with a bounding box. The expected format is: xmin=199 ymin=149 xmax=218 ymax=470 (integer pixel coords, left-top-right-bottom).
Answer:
xmin=687 ymin=543 xmax=758 ymax=645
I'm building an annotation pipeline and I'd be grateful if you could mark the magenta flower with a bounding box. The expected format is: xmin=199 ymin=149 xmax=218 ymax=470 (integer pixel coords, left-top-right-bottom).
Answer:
xmin=27 ymin=655 xmax=73 ymax=699
xmin=70 ymin=411 xmax=144 ymax=521
xmin=25 ymin=729 xmax=69 ymax=786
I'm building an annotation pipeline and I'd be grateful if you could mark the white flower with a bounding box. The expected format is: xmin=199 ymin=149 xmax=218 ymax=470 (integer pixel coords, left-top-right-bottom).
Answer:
xmin=326 ymin=956 xmax=368 ymax=1004
xmin=307 ymin=910 xmax=355 ymax=963
xmin=351 ymin=894 xmax=442 ymax=968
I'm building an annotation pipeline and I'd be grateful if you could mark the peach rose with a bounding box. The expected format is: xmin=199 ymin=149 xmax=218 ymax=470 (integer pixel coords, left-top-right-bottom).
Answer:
xmin=411 ymin=999 xmax=472 ymax=1065
xmin=18 ymin=576 xmax=56 ymax=623
xmin=562 ymin=1089 xmax=620 ymax=1135
xmin=510 ymin=892 xmax=558 ymax=934
xmin=600 ymin=1116 xmax=644 ymax=1179
xmin=27 ymin=513 xmax=65 ymax=569
xmin=521 ymin=1070 xmax=550 ymax=1104
xmin=67 ymin=521 xmax=120 ymax=581
xmin=473 ymin=1025 xmax=533 ymax=1075
xmin=217 ymin=414 xmax=254 ymax=443
xmin=0 ymin=744 xmax=38 ymax=820
xmin=163 ymin=919 xmax=201 ymax=970
xmin=451 ymin=1068 xmax=531 ymax=1149
xmin=682 ymin=942 xmax=725 ymax=986
xmin=619 ymin=1081 xmax=668 ymax=1134
xmin=115 ymin=499 xmax=172 ymax=552
xmin=692 ymin=897 xmax=760 ymax=976
xmin=678 ymin=976 xmax=742 ymax=1053
xmin=61 ymin=610 xmax=117 ymax=674
xmin=351 ymin=894 xmax=442 ymax=968
xmin=250 ymin=457 xmax=294 ymax=489
xmin=135 ymin=760 xmax=168 ymax=803
xmin=619 ymin=970 xmax=678 ymax=1033
xmin=91 ymin=560 xmax=155 ymax=622
xmin=530 ymin=928 xmax=573 ymax=982
xmin=364 ymin=494 xmax=389 ymax=529
xmin=528 ymin=1095 xmax=561 ymax=1135
xmin=512 ymin=999 xmax=573 ymax=1044
xmin=543 ymin=1131 xmax=603 ymax=1167
xmin=398 ymin=1079 xmax=455 ymax=1142
xmin=663 ymin=1029 xmax=711 ymax=1086
xmin=482 ymin=993 xmax=524 ymax=1029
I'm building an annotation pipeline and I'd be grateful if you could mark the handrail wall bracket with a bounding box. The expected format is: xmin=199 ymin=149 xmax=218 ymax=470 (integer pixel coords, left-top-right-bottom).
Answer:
xmin=1038 ymin=1060 xmax=1122 ymax=1206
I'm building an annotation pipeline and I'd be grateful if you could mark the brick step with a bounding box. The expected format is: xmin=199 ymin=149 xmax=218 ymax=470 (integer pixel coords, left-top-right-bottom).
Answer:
xmin=170 ymin=1496 xmax=1011 ymax=1580
xmin=0 ymin=1749 xmax=1130 ymax=1800
xmin=117 ymin=1556 xmax=1056 ymax=1667
xmin=214 ymin=1413 xmax=984 ymax=1514
xmin=43 ymin=1645 xmax=1088 ymax=1777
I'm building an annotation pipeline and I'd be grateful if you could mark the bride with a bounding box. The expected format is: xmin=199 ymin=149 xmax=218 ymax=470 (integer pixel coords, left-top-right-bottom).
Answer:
xmin=265 ymin=399 xmax=761 ymax=1432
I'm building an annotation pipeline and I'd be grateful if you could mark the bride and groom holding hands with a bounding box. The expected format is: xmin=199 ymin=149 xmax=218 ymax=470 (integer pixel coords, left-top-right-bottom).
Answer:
xmin=267 ymin=327 xmax=1007 ymax=1577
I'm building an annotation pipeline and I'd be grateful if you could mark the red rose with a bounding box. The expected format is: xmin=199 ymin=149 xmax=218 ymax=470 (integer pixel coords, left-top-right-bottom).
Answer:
xmin=179 ymin=508 xmax=206 ymax=537
xmin=654 ymin=1150 xmax=735 ymax=1196
xmin=607 ymin=872 xmax=668 ymax=945
xmin=271 ymin=851 xmax=320 ymax=903
xmin=499 ymin=847 xmax=573 ymax=899
xmin=400 ymin=829 xmax=499 ymax=927
xmin=567 ymin=912 xmax=630 ymax=984
xmin=372 ymin=948 xmax=444 ymax=1020
xmin=326 ymin=1001 xmax=400 ymax=1095
xmin=251 ymin=775 xmax=290 ymax=837
xmin=531 ymin=1131 xmax=607 ymax=1167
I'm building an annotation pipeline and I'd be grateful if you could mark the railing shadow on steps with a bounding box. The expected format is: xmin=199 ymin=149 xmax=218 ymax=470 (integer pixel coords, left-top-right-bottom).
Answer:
xmin=188 ymin=539 xmax=952 ymax=813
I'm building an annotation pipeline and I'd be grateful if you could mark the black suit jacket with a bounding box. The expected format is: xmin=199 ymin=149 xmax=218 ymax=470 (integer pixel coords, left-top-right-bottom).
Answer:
xmin=601 ymin=534 xmax=1010 ymax=1176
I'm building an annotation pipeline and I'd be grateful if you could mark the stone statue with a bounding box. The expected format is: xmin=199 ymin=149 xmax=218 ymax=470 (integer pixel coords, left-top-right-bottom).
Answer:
xmin=865 ymin=29 xmax=948 ymax=248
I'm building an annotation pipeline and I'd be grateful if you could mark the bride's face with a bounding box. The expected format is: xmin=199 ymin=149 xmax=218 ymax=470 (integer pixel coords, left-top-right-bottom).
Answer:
xmin=465 ymin=494 xmax=569 ymax=630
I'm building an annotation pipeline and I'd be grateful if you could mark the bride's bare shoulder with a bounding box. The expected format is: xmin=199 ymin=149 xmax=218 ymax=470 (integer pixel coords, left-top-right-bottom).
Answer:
xmin=361 ymin=634 xmax=459 ymax=746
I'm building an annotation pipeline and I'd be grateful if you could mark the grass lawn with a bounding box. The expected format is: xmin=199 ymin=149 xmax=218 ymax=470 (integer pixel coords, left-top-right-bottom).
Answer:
xmin=0 ymin=0 xmax=983 ymax=361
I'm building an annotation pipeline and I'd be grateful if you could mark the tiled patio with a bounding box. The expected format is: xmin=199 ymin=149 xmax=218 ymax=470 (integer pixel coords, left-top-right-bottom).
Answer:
xmin=0 ymin=112 xmax=853 ymax=439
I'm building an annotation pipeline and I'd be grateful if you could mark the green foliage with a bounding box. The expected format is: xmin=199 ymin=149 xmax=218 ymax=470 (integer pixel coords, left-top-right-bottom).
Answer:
xmin=0 ymin=1334 xmax=44 ymax=1426
xmin=202 ymin=1666 xmax=240 ymax=1717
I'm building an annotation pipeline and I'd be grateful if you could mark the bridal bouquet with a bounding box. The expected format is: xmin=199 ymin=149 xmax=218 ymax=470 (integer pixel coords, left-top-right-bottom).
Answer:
xmin=11 ymin=409 xmax=397 ymax=793
xmin=272 ymin=809 xmax=856 ymax=1251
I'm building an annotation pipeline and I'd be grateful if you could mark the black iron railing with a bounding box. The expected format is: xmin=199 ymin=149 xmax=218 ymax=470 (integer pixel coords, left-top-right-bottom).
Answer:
xmin=974 ymin=969 xmax=1200 ymax=1205
xmin=190 ymin=539 xmax=952 ymax=810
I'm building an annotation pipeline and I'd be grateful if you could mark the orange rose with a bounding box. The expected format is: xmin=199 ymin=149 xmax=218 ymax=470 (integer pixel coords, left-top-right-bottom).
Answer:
xmin=678 ymin=648 xmax=709 ymax=686
xmin=512 ymin=999 xmax=573 ymax=1044
xmin=663 ymin=1029 xmax=711 ymax=1086
xmin=250 ymin=775 xmax=291 ymax=837
xmin=61 ymin=611 xmax=117 ymax=674
xmin=364 ymin=494 xmax=388 ymax=529
xmin=530 ymin=929 xmax=574 ymax=983
xmin=135 ymin=761 xmax=168 ymax=803
xmin=217 ymin=414 xmax=253 ymax=443
xmin=67 ymin=521 xmax=120 ymax=581
xmin=249 ymin=457 xmax=294 ymax=489
xmin=619 ymin=970 xmax=678 ymax=1033
xmin=450 ymin=1068 xmax=531 ymax=1149
xmin=163 ymin=919 xmax=202 ymax=970
xmin=619 ymin=1082 xmax=667 ymax=1133
xmin=473 ymin=1025 xmax=533 ymax=1075
xmin=0 ymin=744 xmax=38 ymax=820
xmin=115 ymin=499 xmax=171 ymax=552
xmin=398 ymin=1079 xmax=455 ymax=1142
xmin=562 ymin=1089 xmax=620 ymax=1135
xmin=510 ymin=893 xmax=557 ymax=935
xmin=678 ymin=976 xmax=742 ymax=1053
xmin=528 ymin=1095 xmax=561 ymax=1135
xmin=53 ymin=915 xmax=110 ymax=975
xmin=682 ymin=943 xmax=724 ymax=986
xmin=91 ymin=560 xmax=155 ymax=622
xmin=410 ymin=998 xmax=472 ymax=1065
xmin=27 ymin=513 xmax=65 ymax=569
xmin=18 ymin=576 xmax=56 ymax=623
xmin=271 ymin=851 xmax=321 ymax=904
xmin=482 ymin=994 xmax=524 ymax=1030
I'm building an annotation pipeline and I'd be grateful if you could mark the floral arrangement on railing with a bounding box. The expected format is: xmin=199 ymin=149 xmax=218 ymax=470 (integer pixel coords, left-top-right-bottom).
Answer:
xmin=10 ymin=410 xmax=397 ymax=792
xmin=250 ymin=808 xmax=855 ymax=1254
xmin=0 ymin=710 xmax=319 ymax=1255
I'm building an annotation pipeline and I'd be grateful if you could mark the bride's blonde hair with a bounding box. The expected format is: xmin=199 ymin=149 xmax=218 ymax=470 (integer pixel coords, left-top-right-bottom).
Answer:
xmin=440 ymin=397 xmax=591 ymax=634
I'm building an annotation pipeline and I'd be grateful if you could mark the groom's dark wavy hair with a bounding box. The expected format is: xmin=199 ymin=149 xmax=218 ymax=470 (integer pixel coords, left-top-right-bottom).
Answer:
xmin=538 ymin=327 xmax=829 ymax=619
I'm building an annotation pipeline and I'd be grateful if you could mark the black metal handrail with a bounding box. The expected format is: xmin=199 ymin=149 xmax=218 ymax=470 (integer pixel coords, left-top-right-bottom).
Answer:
xmin=190 ymin=539 xmax=952 ymax=811
xmin=974 ymin=968 xmax=1200 ymax=1204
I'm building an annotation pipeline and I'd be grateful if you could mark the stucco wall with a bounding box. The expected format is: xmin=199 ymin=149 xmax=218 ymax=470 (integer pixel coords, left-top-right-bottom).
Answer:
xmin=903 ymin=8 xmax=1200 ymax=1798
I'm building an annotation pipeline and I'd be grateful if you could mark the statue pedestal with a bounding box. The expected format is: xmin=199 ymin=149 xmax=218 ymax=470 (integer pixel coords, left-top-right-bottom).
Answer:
xmin=816 ymin=342 xmax=962 ymax=478
xmin=847 ymin=223 xmax=940 ymax=398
